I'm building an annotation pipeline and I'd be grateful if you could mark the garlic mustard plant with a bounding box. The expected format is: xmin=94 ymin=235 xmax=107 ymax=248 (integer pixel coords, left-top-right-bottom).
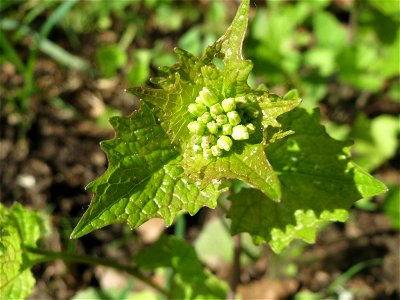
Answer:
xmin=71 ymin=0 xmax=386 ymax=253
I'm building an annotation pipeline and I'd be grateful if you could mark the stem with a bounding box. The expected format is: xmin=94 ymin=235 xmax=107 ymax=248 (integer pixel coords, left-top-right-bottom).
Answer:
xmin=349 ymin=2 xmax=356 ymax=44
xmin=25 ymin=246 xmax=169 ymax=297
xmin=174 ymin=214 xmax=186 ymax=239
xmin=227 ymin=234 xmax=241 ymax=300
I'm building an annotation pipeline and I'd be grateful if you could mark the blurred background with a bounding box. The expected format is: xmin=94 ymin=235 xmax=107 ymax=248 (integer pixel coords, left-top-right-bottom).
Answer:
xmin=0 ymin=0 xmax=399 ymax=299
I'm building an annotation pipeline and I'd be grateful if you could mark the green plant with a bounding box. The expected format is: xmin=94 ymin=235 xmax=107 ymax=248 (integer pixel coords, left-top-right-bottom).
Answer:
xmin=0 ymin=1 xmax=388 ymax=299
xmin=71 ymin=0 xmax=385 ymax=250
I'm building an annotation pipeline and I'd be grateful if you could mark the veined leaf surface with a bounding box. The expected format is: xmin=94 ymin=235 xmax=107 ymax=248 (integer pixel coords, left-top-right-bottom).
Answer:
xmin=0 ymin=203 xmax=48 ymax=299
xmin=71 ymin=103 xmax=223 ymax=238
xmin=228 ymin=108 xmax=387 ymax=252
xmin=128 ymin=0 xmax=300 ymax=201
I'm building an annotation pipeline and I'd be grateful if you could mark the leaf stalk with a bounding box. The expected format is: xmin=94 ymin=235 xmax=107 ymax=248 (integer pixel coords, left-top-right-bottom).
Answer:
xmin=25 ymin=246 xmax=170 ymax=297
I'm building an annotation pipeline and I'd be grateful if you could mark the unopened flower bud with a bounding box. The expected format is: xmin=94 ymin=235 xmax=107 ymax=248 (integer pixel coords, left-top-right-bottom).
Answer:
xmin=216 ymin=114 xmax=228 ymax=125
xmin=210 ymin=103 xmax=224 ymax=115
xmin=221 ymin=98 xmax=236 ymax=112
xmin=246 ymin=123 xmax=256 ymax=134
xmin=217 ymin=135 xmax=233 ymax=151
xmin=211 ymin=145 xmax=223 ymax=157
xmin=234 ymin=96 xmax=247 ymax=107
xmin=199 ymin=87 xmax=218 ymax=107
xmin=222 ymin=124 xmax=232 ymax=135
xmin=227 ymin=111 xmax=241 ymax=126
xmin=188 ymin=103 xmax=207 ymax=117
xmin=187 ymin=121 xmax=205 ymax=135
xmin=200 ymin=112 xmax=212 ymax=124
xmin=201 ymin=135 xmax=216 ymax=149
xmin=232 ymin=125 xmax=249 ymax=140
xmin=206 ymin=121 xmax=219 ymax=134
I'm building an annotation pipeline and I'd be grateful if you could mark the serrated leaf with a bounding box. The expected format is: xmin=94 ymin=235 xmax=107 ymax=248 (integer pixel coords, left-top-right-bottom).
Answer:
xmin=0 ymin=203 xmax=48 ymax=300
xmin=71 ymin=103 xmax=223 ymax=238
xmin=134 ymin=235 xmax=228 ymax=299
xmin=227 ymin=108 xmax=387 ymax=253
xmin=182 ymin=139 xmax=281 ymax=201
xmin=128 ymin=0 xmax=299 ymax=201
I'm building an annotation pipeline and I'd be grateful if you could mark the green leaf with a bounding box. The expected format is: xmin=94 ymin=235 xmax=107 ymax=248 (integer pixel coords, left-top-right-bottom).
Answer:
xmin=182 ymin=139 xmax=281 ymax=201
xmin=313 ymin=11 xmax=347 ymax=50
xmin=127 ymin=50 xmax=152 ymax=85
xmin=383 ymin=184 xmax=400 ymax=230
xmin=134 ymin=235 xmax=228 ymax=299
xmin=337 ymin=44 xmax=385 ymax=91
xmin=194 ymin=217 xmax=234 ymax=265
xmin=227 ymin=108 xmax=387 ymax=252
xmin=367 ymin=0 xmax=400 ymax=19
xmin=96 ymin=45 xmax=127 ymax=78
xmin=128 ymin=0 xmax=299 ymax=201
xmin=0 ymin=203 xmax=49 ymax=300
xmin=350 ymin=114 xmax=399 ymax=171
xmin=71 ymin=103 xmax=224 ymax=238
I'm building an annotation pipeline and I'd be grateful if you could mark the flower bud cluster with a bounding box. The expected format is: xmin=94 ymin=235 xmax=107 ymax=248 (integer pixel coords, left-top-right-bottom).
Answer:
xmin=187 ymin=87 xmax=258 ymax=158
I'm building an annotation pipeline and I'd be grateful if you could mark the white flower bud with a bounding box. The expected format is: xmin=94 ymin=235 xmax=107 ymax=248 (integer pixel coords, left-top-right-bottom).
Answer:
xmin=217 ymin=135 xmax=233 ymax=151
xmin=199 ymin=87 xmax=218 ymax=107
xmin=234 ymin=96 xmax=247 ymax=107
xmin=222 ymin=124 xmax=232 ymax=135
xmin=216 ymin=114 xmax=228 ymax=125
xmin=231 ymin=125 xmax=249 ymax=140
xmin=206 ymin=121 xmax=219 ymax=134
xmin=211 ymin=145 xmax=223 ymax=157
xmin=200 ymin=112 xmax=212 ymax=124
xmin=246 ymin=123 xmax=256 ymax=134
xmin=210 ymin=103 xmax=224 ymax=115
xmin=187 ymin=121 xmax=205 ymax=135
xmin=227 ymin=111 xmax=241 ymax=126
xmin=188 ymin=103 xmax=207 ymax=117
xmin=221 ymin=98 xmax=236 ymax=112
xmin=201 ymin=135 xmax=216 ymax=149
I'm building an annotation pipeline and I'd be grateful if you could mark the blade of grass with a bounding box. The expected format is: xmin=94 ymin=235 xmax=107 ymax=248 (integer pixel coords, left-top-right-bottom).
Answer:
xmin=0 ymin=29 xmax=25 ymax=73
xmin=327 ymin=258 xmax=382 ymax=295
xmin=1 ymin=18 xmax=90 ymax=71
xmin=39 ymin=0 xmax=78 ymax=39
xmin=39 ymin=38 xmax=90 ymax=70
xmin=22 ymin=2 xmax=51 ymax=27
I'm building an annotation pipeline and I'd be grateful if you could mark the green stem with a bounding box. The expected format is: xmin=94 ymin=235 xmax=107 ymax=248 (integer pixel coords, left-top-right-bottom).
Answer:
xmin=174 ymin=214 xmax=186 ymax=239
xmin=25 ymin=246 xmax=169 ymax=297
